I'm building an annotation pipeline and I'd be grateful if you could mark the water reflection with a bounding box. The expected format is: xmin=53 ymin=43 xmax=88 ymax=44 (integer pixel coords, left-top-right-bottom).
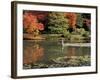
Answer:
xmin=66 ymin=47 xmax=76 ymax=58
xmin=23 ymin=42 xmax=44 ymax=65
xmin=23 ymin=40 xmax=91 ymax=69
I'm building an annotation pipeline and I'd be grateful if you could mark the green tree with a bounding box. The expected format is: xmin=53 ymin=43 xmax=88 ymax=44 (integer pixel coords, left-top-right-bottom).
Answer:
xmin=46 ymin=12 xmax=69 ymax=34
xmin=76 ymin=14 xmax=83 ymax=27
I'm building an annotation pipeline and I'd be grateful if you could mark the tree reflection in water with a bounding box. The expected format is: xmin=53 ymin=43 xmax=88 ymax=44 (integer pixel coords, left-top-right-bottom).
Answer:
xmin=23 ymin=43 xmax=44 ymax=65
xmin=66 ymin=47 xmax=75 ymax=58
xmin=23 ymin=40 xmax=90 ymax=69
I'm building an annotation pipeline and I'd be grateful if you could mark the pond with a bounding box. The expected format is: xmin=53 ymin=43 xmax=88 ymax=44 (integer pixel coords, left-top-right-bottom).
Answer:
xmin=23 ymin=40 xmax=91 ymax=69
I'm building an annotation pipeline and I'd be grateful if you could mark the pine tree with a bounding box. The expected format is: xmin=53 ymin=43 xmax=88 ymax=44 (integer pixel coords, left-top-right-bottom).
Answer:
xmin=76 ymin=14 xmax=83 ymax=28
xmin=46 ymin=12 xmax=69 ymax=34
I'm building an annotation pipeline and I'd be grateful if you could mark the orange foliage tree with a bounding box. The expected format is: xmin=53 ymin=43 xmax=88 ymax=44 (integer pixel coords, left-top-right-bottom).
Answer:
xmin=65 ymin=13 xmax=77 ymax=29
xmin=23 ymin=12 xmax=44 ymax=36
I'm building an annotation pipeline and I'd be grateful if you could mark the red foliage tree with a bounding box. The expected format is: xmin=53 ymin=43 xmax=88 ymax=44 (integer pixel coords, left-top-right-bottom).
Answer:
xmin=37 ymin=23 xmax=44 ymax=30
xmin=83 ymin=19 xmax=91 ymax=27
xmin=23 ymin=12 xmax=44 ymax=34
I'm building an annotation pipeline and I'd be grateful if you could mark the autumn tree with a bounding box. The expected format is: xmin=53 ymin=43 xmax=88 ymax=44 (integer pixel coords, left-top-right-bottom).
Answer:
xmin=65 ymin=13 xmax=77 ymax=29
xmin=23 ymin=11 xmax=44 ymax=36
xmin=46 ymin=12 xmax=69 ymax=34
xmin=82 ymin=13 xmax=91 ymax=31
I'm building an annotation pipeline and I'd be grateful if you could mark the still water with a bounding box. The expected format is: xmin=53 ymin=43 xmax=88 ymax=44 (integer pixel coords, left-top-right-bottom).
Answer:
xmin=23 ymin=40 xmax=91 ymax=69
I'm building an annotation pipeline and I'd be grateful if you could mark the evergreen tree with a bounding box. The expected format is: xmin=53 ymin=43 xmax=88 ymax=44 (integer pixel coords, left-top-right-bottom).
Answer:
xmin=46 ymin=12 xmax=69 ymax=34
xmin=76 ymin=14 xmax=83 ymax=28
